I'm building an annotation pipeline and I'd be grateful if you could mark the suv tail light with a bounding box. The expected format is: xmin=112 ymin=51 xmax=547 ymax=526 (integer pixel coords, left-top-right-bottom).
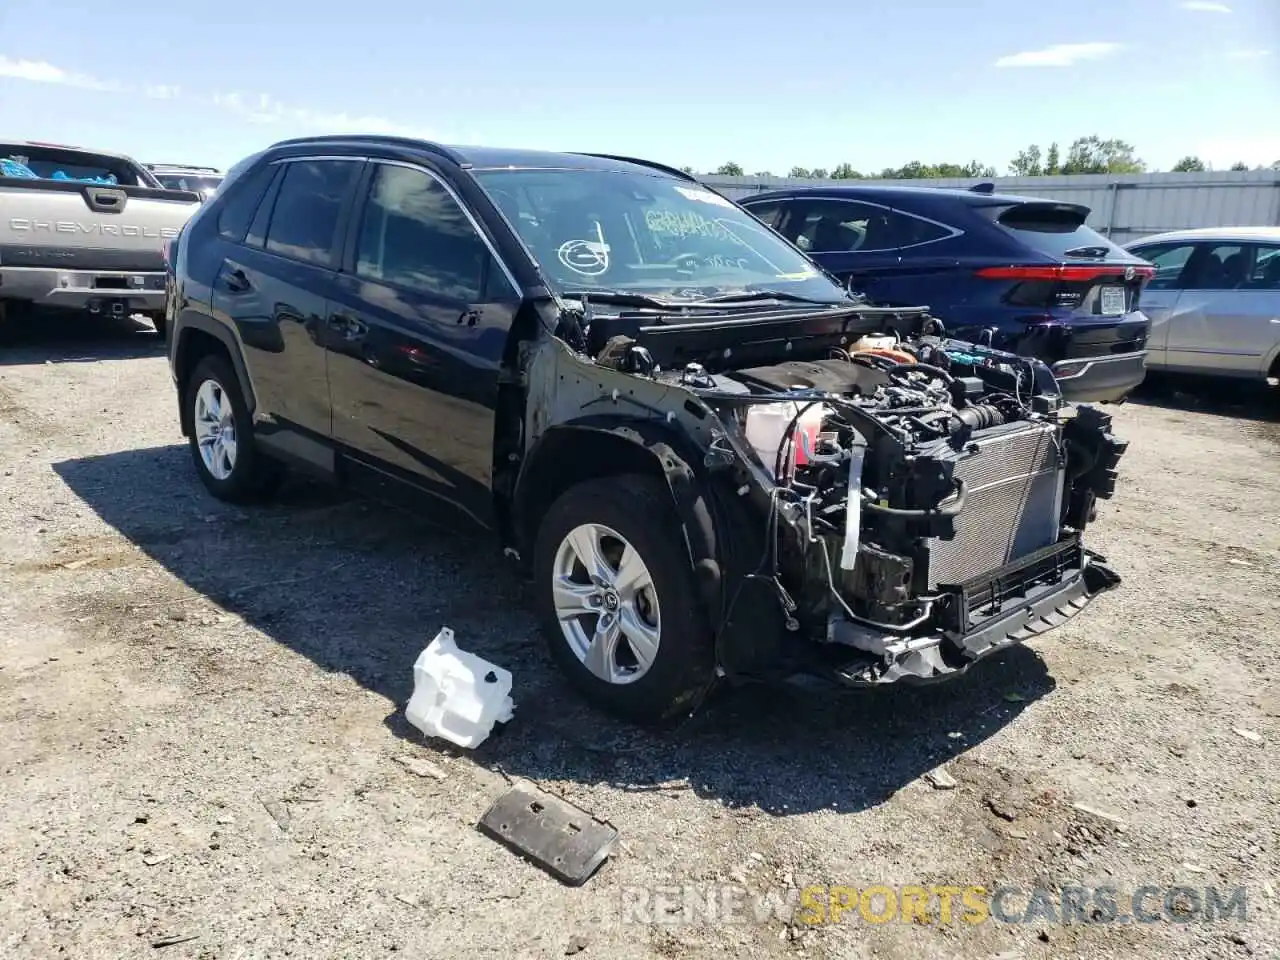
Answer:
xmin=975 ymin=265 xmax=1154 ymax=282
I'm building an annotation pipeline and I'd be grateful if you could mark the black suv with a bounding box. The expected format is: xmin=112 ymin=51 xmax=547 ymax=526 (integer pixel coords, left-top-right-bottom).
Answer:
xmin=166 ymin=136 xmax=1128 ymax=723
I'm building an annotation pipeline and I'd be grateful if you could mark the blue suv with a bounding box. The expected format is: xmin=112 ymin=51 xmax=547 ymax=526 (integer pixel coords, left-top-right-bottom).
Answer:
xmin=741 ymin=185 xmax=1155 ymax=402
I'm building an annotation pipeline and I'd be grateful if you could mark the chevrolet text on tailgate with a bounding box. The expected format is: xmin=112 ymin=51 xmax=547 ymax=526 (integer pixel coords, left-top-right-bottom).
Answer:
xmin=0 ymin=141 xmax=201 ymax=335
xmin=165 ymin=137 xmax=1129 ymax=724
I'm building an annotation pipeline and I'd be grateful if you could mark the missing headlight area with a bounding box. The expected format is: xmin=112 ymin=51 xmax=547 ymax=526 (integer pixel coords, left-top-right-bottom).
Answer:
xmin=520 ymin=299 xmax=1127 ymax=692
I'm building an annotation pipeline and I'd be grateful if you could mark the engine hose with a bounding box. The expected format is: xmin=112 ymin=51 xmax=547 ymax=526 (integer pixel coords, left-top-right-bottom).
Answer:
xmin=887 ymin=361 xmax=957 ymax=385
xmin=950 ymin=404 xmax=1006 ymax=432
xmin=861 ymin=481 xmax=967 ymax=518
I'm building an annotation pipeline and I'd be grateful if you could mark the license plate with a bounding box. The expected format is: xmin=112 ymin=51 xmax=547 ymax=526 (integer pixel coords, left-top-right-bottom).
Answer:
xmin=1099 ymin=285 xmax=1127 ymax=315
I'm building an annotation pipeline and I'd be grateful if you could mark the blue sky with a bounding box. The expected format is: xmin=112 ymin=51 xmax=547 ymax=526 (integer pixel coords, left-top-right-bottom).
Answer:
xmin=1 ymin=0 xmax=1276 ymax=175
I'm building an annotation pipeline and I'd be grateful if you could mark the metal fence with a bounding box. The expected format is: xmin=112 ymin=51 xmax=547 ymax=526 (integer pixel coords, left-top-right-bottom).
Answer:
xmin=696 ymin=169 xmax=1280 ymax=245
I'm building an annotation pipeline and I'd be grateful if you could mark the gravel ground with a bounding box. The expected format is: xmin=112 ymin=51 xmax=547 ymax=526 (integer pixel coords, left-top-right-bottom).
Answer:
xmin=1 ymin=315 xmax=1277 ymax=960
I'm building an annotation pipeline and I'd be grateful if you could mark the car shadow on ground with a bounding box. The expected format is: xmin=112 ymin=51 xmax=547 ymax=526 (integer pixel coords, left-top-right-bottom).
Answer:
xmin=0 ymin=310 xmax=164 ymax=365
xmin=55 ymin=443 xmax=1054 ymax=817
xmin=1128 ymin=372 xmax=1280 ymax=425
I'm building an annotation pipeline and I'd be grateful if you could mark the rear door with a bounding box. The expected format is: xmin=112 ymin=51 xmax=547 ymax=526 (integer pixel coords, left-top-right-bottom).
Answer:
xmin=767 ymin=197 xmax=906 ymax=300
xmin=325 ymin=160 xmax=521 ymax=527
xmin=1166 ymin=241 xmax=1280 ymax=376
xmin=1126 ymin=241 xmax=1198 ymax=369
xmin=209 ymin=157 xmax=363 ymax=461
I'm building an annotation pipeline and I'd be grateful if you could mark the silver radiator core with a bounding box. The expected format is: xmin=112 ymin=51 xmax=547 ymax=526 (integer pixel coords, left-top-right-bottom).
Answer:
xmin=925 ymin=421 xmax=1065 ymax=588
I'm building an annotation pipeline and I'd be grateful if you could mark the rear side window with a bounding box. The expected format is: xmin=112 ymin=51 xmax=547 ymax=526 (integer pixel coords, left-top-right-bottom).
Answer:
xmin=788 ymin=198 xmax=950 ymax=253
xmin=264 ymin=159 xmax=362 ymax=266
xmin=989 ymin=201 xmax=1126 ymax=260
xmin=354 ymin=164 xmax=490 ymax=302
xmin=1133 ymin=243 xmax=1197 ymax=290
xmin=216 ymin=163 xmax=276 ymax=242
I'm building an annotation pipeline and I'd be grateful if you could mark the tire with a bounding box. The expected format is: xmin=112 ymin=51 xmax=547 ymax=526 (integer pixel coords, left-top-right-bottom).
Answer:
xmin=184 ymin=354 xmax=282 ymax=503
xmin=532 ymin=474 xmax=715 ymax=725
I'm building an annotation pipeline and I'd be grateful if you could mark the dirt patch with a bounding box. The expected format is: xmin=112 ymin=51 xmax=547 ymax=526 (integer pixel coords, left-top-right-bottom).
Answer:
xmin=1 ymin=335 xmax=1276 ymax=959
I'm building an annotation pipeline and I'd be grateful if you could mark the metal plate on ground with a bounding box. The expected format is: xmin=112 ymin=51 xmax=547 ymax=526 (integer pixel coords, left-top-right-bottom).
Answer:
xmin=477 ymin=781 xmax=618 ymax=886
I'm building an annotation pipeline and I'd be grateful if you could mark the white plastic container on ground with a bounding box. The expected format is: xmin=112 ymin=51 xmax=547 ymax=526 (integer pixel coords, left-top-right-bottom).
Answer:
xmin=405 ymin=627 xmax=514 ymax=748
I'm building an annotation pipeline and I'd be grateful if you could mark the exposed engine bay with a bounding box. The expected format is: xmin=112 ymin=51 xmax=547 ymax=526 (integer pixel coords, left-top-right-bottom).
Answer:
xmin=549 ymin=300 xmax=1128 ymax=686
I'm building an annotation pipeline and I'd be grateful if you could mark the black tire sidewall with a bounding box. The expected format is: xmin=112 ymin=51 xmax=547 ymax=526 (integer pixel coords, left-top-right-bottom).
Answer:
xmin=532 ymin=474 xmax=714 ymax=724
xmin=184 ymin=355 xmax=269 ymax=503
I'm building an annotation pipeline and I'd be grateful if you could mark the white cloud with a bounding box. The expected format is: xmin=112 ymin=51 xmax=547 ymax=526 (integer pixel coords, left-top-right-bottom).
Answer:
xmin=994 ymin=42 xmax=1124 ymax=68
xmin=211 ymin=90 xmax=440 ymax=140
xmin=1179 ymin=1 xmax=1231 ymax=12
xmin=1226 ymin=48 xmax=1271 ymax=59
xmin=0 ymin=53 xmax=442 ymax=143
xmin=0 ymin=55 xmax=122 ymax=91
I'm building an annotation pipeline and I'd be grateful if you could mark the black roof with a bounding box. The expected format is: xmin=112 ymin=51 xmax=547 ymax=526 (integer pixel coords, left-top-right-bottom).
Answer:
xmin=267 ymin=135 xmax=695 ymax=181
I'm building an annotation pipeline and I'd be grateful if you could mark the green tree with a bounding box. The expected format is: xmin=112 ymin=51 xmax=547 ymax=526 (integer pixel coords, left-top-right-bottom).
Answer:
xmin=1060 ymin=136 xmax=1145 ymax=174
xmin=788 ymin=166 xmax=813 ymax=178
xmin=678 ymin=165 xmax=694 ymax=174
xmin=809 ymin=167 xmax=829 ymax=179
xmin=830 ymin=163 xmax=864 ymax=179
xmin=1044 ymin=142 xmax=1061 ymax=175
xmin=752 ymin=170 xmax=775 ymax=177
xmin=1229 ymin=161 xmax=1250 ymax=171
xmin=1172 ymin=156 xmax=1207 ymax=172
xmin=1009 ymin=144 xmax=1043 ymax=177
xmin=714 ymin=162 xmax=744 ymax=176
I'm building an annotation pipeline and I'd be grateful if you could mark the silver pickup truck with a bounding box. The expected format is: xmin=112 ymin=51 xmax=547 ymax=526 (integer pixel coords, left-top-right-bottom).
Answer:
xmin=1 ymin=141 xmax=202 ymax=337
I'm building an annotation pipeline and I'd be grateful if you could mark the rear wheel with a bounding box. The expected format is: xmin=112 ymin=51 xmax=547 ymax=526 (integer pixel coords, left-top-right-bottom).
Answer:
xmin=184 ymin=354 xmax=282 ymax=503
xmin=532 ymin=474 xmax=715 ymax=724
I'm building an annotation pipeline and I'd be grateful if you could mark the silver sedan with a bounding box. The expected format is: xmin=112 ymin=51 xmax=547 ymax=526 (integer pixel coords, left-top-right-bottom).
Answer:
xmin=1126 ymin=226 xmax=1280 ymax=384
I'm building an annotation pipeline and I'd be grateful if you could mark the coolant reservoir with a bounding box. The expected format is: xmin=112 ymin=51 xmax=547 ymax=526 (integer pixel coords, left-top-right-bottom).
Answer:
xmin=851 ymin=333 xmax=899 ymax=352
xmin=405 ymin=627 xmax=514 ymax=748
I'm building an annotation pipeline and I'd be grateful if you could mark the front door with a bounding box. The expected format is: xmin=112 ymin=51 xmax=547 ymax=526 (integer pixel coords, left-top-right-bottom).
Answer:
xmin=325 ymin=161 xmax=520 ymax=527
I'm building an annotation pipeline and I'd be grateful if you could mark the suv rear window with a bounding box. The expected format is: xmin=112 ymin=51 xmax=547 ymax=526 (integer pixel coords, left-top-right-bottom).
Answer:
xmin=263 ymin=160 xmax=362 ymax=266
xmin=216 ymin=163 xmax=276 ymax=242
xmin=987 ymin=201 xmax=1127 ymax=260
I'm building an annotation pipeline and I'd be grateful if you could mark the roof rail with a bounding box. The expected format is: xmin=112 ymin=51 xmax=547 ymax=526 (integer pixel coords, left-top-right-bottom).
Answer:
xmin=268 ymin=134 xmax=463 ymax=164
xmin=574 ymin=153 xmax=697 ymax=182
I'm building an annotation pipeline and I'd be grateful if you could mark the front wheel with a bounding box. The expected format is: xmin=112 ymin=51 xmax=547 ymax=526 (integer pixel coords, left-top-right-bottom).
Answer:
xmin=184 ymin=354 xmax=281 ymax=503
xmin=532 ymin=474 xmax=715 ymax=724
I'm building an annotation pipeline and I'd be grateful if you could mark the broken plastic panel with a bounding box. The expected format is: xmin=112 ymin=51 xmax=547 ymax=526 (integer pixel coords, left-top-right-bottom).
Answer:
xmin=405 ymin=627 xmax=514 ymax=749
xmin=477 ymin=780 xmax=618 ymax=886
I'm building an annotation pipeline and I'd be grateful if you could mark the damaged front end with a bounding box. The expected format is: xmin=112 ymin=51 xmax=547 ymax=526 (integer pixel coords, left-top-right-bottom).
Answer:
xmin=519 ymin=298 xmax=1127 ymax=690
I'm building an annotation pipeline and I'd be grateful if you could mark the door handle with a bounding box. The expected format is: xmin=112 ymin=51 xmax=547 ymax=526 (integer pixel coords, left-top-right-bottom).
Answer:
xmin=457 ymin=307 xmax=481 ymax=326
xmin=222 ymin=267 xmax=251 ymax=293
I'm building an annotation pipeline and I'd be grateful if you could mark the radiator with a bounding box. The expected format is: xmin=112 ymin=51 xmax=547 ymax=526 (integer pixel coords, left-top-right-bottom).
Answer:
xmin=925 ymin=421 xmax=1065 ymax=588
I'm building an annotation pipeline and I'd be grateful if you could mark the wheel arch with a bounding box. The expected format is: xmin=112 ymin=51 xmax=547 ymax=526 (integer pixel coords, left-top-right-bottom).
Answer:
xmin=173 ymin=311 xmax=255 ymax=437
xmin=511 ymin=418 xmax=724 ymax=624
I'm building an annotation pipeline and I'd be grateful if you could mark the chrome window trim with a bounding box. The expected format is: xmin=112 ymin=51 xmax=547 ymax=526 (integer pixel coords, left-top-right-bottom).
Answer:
xmin=363 ymin=158 xmax=522 ymax=297
xmin=744 ymin=195 xmax=964 ymax=254
xmin=265 ymin=154 xmax=522 ymax=296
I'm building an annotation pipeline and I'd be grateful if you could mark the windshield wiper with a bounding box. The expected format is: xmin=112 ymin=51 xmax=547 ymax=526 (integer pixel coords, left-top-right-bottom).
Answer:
xmin=559 ymin=289 xmax=727 ymax=311
xmin=694 ymin=290 xmax=847 ymax=307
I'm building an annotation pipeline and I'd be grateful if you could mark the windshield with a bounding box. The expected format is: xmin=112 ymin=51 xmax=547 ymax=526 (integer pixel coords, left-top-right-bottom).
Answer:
xmin=154 ymin=173 xmax=223 ymax=194
xmin=472 ymin=168 xmax=847 ymax=302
